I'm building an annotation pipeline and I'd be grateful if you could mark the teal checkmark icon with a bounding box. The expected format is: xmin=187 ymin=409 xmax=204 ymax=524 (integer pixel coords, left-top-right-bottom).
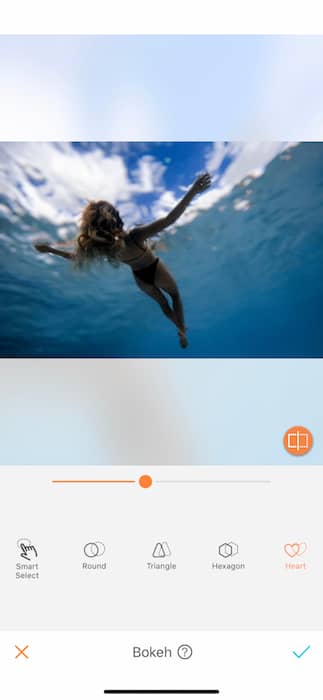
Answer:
xmin=293 ymin=645 xmax=311 ymax=659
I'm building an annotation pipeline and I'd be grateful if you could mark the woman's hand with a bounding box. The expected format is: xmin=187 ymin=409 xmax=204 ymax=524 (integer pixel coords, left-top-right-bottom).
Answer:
xmin=130 ymin=172 xmax=212 ymax=239
xmin=192 ymin=172 xmax=212 ymax=194
xmin=34 ymin=243 xmax=50 ymax=253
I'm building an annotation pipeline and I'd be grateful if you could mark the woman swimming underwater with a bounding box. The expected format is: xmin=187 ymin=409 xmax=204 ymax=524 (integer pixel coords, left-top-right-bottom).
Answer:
xmin=35 ymin=172 xmax=211 ymax=348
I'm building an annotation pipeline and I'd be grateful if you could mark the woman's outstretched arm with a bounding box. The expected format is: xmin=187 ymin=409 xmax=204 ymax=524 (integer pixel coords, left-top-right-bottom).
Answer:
xmin=130 ymin=172 xmax=211 ymax=243
xmin=34 ymin=243 xmax=75 ymax=260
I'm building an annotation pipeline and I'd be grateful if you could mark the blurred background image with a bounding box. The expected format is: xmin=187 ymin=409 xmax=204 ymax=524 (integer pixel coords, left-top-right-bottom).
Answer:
xmin=0 ymin=36 xmax=322 ymax=466
xmin=0 ymin=140 xmax=322 ymax=358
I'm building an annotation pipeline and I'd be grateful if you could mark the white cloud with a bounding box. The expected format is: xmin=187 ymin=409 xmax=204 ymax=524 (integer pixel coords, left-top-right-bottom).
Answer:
xmin=0 ymin=143 xmax=166 ymax=228
xmin=152 ymin=189 xmax=178 ymax=219
xmin=132 ymin=155 xmax=166 ymax=193
xmin=206 ymin=142 xmax=286 ymax=184
xmin=206 ymin=142 xmax=240 ymax=173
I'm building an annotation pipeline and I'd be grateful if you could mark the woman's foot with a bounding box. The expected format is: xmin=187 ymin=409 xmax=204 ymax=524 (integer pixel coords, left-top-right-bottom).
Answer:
xmin=178 ymin=329 xmax=188 ymax=349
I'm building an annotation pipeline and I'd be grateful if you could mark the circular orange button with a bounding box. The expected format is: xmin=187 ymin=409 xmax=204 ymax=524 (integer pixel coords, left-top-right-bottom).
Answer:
xmin=283 ymin=426 xmax=313 ymax=456
xmin=139 ymin=474 xmax=153 ymax=488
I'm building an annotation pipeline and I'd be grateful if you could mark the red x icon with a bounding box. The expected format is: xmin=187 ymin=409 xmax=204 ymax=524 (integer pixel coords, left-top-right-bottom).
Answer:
xmin=15 ymin=645 xmax=29 ymax=659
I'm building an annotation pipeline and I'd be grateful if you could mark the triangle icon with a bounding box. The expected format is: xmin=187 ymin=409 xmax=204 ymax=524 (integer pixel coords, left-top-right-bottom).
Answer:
xmin=152 ymin=542 xmax=166 ymax=558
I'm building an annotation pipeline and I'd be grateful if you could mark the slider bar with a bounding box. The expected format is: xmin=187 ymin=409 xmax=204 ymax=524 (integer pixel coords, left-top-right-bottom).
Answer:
xmin=52 ymin=480 xmax=135 ymax=484
xmin=156 ymin=480 xmax=271 ymax=484
xmin=104 ymin=692 xmax=220 ymax=695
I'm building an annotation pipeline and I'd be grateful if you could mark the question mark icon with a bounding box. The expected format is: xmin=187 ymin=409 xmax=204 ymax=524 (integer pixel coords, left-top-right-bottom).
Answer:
xmin=177 ymin=644 xmax=193 ymax=659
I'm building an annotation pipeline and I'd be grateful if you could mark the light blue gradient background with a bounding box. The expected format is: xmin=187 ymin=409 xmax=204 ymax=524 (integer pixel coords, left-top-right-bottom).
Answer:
xmin=1 ymin=36 xmax=323 ymax=139
xmin=0 ymin=35 xmax=322 ymax=465
xmin=0 ymin=359 xmax=322 ymax=465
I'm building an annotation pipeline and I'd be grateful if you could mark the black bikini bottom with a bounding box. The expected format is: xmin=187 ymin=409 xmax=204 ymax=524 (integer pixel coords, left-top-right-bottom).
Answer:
xmin=133 ymin=258 xmax=159 ymax=285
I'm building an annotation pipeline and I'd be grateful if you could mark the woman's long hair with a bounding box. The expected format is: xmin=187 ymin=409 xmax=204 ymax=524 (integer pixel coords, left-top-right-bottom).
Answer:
xmin=75 ymin=200 xmax=125 ymax=267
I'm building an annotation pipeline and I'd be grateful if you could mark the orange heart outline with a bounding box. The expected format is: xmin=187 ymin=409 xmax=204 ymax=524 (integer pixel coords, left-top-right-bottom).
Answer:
xmin=284 ymin=542 xmax=307 ymax=558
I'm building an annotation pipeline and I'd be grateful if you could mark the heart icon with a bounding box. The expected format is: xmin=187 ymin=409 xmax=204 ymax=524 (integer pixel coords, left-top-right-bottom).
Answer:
xmin=284 ymin=542 xmax=307 ymax=558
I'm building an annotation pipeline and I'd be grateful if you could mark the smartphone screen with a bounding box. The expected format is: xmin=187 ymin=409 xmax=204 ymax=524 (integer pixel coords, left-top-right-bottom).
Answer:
xmin=0 ymin=33 xmax=322 ymax=700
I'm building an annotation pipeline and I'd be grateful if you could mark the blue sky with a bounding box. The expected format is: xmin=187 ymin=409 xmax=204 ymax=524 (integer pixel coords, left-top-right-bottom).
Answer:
xmin=82 ymin=141 xmax=211 ymax=196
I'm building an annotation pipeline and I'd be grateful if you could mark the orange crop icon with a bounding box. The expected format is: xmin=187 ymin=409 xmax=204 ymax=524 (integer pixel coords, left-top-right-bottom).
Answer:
xmin=283 ymin=426 xmax=313 ymax=456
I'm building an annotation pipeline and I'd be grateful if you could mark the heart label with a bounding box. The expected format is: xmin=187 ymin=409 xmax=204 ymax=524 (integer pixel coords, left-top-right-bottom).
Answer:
xmin=284 ymin=542 xmax=307 ymax=558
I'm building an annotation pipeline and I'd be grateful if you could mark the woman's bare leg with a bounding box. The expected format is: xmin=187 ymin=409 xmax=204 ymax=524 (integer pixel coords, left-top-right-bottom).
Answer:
xmin=133 ymin=275 xmax=179 ymax=328
xmin=154 ymin=260 xmax=187 ymax=347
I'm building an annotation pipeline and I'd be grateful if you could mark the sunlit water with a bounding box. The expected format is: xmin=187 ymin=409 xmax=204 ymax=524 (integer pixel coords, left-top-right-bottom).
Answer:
xmin=0 ymin=142 xmax=322 ymax=357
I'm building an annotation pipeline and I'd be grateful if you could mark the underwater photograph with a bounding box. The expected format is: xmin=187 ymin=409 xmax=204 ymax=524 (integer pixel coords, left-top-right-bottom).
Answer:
xmin=0 ymin=140 xmax=322 ymax=358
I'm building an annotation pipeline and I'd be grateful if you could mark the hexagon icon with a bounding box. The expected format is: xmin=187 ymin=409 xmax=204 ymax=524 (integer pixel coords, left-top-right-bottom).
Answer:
xmin=218 ymin=541 xmax=239 ymax=558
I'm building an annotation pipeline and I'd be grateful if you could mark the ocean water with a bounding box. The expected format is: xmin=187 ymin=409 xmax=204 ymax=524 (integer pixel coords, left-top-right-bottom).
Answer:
xmin=0 ymin=142 xmax=323 ymax=358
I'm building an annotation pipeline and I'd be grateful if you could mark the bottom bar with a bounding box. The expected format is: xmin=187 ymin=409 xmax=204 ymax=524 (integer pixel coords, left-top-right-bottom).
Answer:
xmin=103 ymin=692 xmax=220 ymax=695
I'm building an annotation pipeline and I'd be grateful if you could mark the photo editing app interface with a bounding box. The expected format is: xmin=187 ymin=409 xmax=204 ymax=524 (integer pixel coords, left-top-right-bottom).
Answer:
xmin=0 ymin=141 xmax=323 ymax=699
